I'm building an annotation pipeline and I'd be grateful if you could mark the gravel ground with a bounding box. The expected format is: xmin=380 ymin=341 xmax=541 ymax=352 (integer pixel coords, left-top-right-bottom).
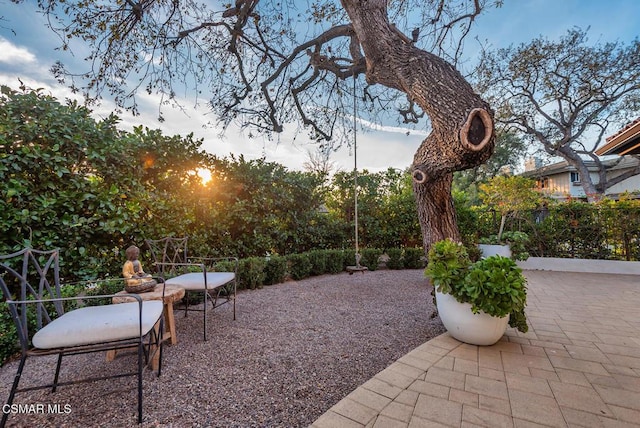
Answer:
xmin=0 ymin=269 xmax=445 ymax=427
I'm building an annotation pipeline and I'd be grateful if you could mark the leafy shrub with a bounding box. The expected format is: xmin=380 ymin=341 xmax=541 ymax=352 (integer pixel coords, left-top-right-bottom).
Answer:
xmin=361 ymin=248 xmax=383 ymax=271
xmin=263 ymin=256 xmax=287 ymax=285
xmin=307 ymin=250 xmax=328 ymax=276
xmin=287 ymin=253 xmax=312 ymax=280
xmin=238 ymin=257 xmax=267 ymax=290
xmin=324 ymin=250 xmax=345 ymax=274
xmin=386 ymin=248 xmax=404 ymax=270
xmin=342 ymin=249 xmax=356 ymax=269
xmin=403 ymin=247 xmax=424 ymax=269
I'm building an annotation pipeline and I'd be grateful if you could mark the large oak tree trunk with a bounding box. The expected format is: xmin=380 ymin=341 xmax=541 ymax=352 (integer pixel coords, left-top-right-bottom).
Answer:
xmin=341 ymin=0 xmax=495 ymax=253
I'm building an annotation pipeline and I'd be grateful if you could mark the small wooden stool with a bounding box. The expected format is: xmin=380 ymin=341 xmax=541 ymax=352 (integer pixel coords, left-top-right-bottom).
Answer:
xmin=106 ymin=284 xmax=185 ymax=368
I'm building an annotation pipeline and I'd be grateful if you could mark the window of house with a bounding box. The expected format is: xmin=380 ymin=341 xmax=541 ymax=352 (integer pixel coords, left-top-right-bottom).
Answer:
xmin=570 ymin=172 xmax=580 ymax=183
xmin=537 ymin=177 xmax=549 ymax=189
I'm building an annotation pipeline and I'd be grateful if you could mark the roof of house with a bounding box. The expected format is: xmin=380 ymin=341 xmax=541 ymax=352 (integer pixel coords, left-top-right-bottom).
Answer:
xmin=595 ymin=117 xmax=640 ymax=156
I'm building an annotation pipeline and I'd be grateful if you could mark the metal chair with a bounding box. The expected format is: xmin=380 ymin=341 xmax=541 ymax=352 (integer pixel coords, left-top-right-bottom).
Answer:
xmin=145 ymin=237 xmax=237 ymax=341
xmin=0 ymin=248 xmax=165 ymax=427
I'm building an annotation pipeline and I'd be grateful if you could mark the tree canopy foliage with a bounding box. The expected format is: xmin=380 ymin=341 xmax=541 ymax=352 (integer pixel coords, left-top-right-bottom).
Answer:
xmin=475 ymin=28 xmax=640 ymax=201
xmin=1 ymin=85 xmax=424 ymax=279
xmin=12 ymin=0 xmax=509 ymax=250
xmin=31 ymin=0 xmax=500 ymax=146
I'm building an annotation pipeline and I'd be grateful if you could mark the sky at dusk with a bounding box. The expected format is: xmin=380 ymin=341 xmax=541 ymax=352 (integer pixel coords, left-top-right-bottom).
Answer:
xmin=1 ymin=0 xmax=639 ymax=173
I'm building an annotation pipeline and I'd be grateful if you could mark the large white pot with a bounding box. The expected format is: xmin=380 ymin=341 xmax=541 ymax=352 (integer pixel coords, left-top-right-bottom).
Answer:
xmin=435 ymin=291 xmax=509 ymax=346
xmin=478 ymin=244 xmax=511 ymax=259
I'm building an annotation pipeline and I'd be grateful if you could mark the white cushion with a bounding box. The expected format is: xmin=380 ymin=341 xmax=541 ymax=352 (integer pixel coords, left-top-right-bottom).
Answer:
xmin=165 ymin=272 xmax=234 ymax=291
xmin=32 ymin=301 xmax=164 ymax=349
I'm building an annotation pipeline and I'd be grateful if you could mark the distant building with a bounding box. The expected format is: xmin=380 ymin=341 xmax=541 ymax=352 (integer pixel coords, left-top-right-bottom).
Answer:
xmin=521 ymin=157 xmax=640 ymax=201
xmin=520 ymin=118 xmax=640 ymax=201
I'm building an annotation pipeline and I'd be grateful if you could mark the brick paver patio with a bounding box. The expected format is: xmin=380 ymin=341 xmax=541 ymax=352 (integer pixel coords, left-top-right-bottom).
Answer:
xmin=311 ymin=270 xmax=640 ymax=427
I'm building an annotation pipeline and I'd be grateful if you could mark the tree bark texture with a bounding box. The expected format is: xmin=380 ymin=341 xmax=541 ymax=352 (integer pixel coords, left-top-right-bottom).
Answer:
xmin=341 ymin=0 xmax=495 ymax=251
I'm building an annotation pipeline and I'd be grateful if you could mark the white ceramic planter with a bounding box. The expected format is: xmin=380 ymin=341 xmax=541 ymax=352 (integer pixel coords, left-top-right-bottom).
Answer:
xmin=478 ymin=244 xmax=511 ymax=259
xmin=435 ymin=291 xmax=509 ymax=346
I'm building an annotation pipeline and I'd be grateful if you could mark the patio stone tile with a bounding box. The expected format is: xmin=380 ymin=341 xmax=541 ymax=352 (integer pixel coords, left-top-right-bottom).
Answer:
xmin=332 ymin=397 xmax=379 ymax=425
xmin=555 ymin=321 xmax=592 ymax=334
xmin=512 ymin=418 xmax=552 ymax=428
xmin=349 ymin=387 xmax=394 ymax=412
xmin=372 ymin=415 xmax=409 ymax=428
xmin=478 ymin=348 xmax=503 ymax=371
xmin=564 ymin=345 xmax=613 ymax=364
xmin=570 ymin=340 xmax=600 ymax=348
xmin=449 ymin=344 xmax=479 ymax=362
xmin=407 ymin=415 xmax=450 ymax=428
xmin=536 ymin=334 xmax=573 ymax=345
xmin=505 ymin=372 xmax=553 ymax=397
xmin=312 ymin=410 xmax=365 ymax=428
xmin=548 ymin=355 xmax=609 ymax=376
xmin=478 ymin=367 xmax=506 ymax=382
xmin=563 ymin=330 xmax=601 ymax=342
xmin=462 ymin=405 xmax=514 ymax=428
xmin=394 ymin=390 xmax=420 ymax=407
xmin=449 ymin=388 xmax=478 ymax=407
xmin=529 ymin=339 xmax=566 ymax=350
xmin=521 ymin=345 xmax=547 ymax=357
xmin=507 ymin=336 xmax=532 ymax=345
xmin=603 ymin=364 xmax=639 ymax=378
xmin=501 ymin=352 xmax=554 ymax=375
xmin=545 ymin=347 xmax=572 ymax=359
xmin=433 ymin=356 xmax=455 ymax=370
xmin=424 ymin=366 xmax=466 ymax=390
xmin=398 ymin=354 xmax=438 ymax=372
xmin=555 ymin=369 xmax=591 ymax=387
xmin=595 ymin=343 xmax=640 ymax=358
xmin=611 ymin=374 xmax=640 ymax=392
xmin=593 ymin=384 xmax=640 ymax=411
xmin=465 ymin=375 xmax=509 ymax=400
xmin=408 ymin=380 xmax=450 ymax=399
xmin=594 ymin=333 xmax=640 ymax=348
xmin=362 ymin=378 xmax=404 ymax=399
xmin=408 ymin=348 xmax=446 ymax=363
xmin=380 ymin=401 xmax=414 ymax=423
xmin=478 ymin=395 xmax=511 ymax=416
xmin=388 ymin=362 xmax=429 ymax=380
xmin=606 ymin=354 xmax=640 ymax=370
xmin=413 ymin=393 xmax=462 ymax=427
xmin=548 ymin=381 xmax=613 ymax=417
xmin=598 ymin=417 xmax=640 ymax=428
xmin=528 ymin=368 xmax=560 ymax=382
xmin=454 ymin=358 xmax=479 ymax=376
xmin=559 ymin=406 xmax=605 ymax=427
xmin=376 ymin=367 xmax=418 ymax=389
xmin=508 ymin=389 xmax=566 ymax=428
xmin=608 ymin=405 xmax=640 ymax=424
xmin=531 ymin=323 xmax=563 ymax=334
xmin=584 ymin=373 xmax=621 ymax=389
xmin=430 ymin=334 xmax=463 ymax=351
xmin=489 ymin=341 xmax=523 ymax=354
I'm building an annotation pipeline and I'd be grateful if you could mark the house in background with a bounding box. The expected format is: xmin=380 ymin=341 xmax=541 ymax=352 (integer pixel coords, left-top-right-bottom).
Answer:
xmin=596 ymin=117 xmax=640 ymax=156
xmin=521 ymin=157 xmax=640 ymax=200
xmin=521 ymin=117 xmax=640 ymax=201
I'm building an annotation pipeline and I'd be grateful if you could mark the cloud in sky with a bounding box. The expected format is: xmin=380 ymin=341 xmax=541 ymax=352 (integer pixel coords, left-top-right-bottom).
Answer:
xmin=0 ymin=37 xmax=36 ymax=65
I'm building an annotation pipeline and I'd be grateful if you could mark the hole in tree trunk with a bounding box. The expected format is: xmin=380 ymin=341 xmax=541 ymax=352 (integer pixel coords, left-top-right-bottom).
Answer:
xmin=460 ymin=108 xmax=493 ymax=152
xmin=468 ymin=114 xmax=486 ymax=146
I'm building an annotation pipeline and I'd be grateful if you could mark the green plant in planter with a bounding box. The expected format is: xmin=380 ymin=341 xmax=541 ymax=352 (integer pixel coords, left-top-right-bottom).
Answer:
xmin=479 ymin=231 xmax=530 ymax=261
xmin=426 ymin=239 xmax=529 ymax=333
